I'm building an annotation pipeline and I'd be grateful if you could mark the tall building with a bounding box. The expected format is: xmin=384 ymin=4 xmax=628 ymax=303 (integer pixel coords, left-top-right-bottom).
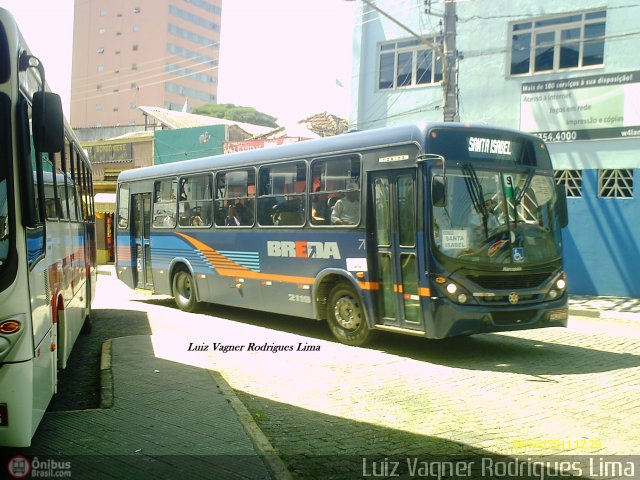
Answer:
xmin=71 ymin=0 xmax=222 ymax=128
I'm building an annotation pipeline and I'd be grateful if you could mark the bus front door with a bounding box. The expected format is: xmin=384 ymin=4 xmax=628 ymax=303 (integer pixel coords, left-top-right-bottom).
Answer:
xmin=131 ymin=193 xmax=153 ymax=289
xmin=370 ymin=171 xmax=423 ymax=331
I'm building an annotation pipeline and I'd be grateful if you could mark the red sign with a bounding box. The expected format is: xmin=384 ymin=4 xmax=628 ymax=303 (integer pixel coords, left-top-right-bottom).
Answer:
xmin=223 ymin=138 xmax=303 ymax=153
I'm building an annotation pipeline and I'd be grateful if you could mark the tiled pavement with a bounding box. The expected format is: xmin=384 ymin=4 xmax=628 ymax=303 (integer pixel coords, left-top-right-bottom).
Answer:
xmin=21 ymin=334 xmax=288 ymax=479
xmin=7 ymin=263 xmax=638 ymax=479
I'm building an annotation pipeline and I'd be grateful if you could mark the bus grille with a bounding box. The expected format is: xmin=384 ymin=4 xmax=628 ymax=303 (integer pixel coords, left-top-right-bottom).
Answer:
xmin=492 ymin=310 xmax=537 ymax=325
xmin=469 ymin=272 xmax=551 ymax=290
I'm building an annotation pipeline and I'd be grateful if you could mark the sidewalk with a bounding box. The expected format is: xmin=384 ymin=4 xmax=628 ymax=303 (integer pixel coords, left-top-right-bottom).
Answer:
xmin=568 ymin=294 xmax=640 ymax=320
xmin=21 ymin=333 xmax=289 ymax=479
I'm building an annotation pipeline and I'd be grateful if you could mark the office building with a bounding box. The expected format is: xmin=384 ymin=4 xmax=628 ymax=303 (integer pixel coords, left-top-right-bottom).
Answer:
xmin=71 ymin=0 xmax=222 ymax=127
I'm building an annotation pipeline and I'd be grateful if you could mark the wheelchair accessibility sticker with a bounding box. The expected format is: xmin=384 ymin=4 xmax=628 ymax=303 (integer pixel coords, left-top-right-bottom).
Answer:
xmin=512 ymin=247 xmax=525 ymax=263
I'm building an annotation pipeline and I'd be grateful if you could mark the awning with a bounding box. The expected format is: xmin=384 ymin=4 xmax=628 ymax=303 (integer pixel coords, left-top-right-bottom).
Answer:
xmin=95 ymin=193 xmax=116 ymax=213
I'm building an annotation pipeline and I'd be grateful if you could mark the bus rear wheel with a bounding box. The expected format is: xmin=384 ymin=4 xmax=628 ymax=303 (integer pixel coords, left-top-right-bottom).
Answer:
xmin=327 ymin=282 xmax=375 ymax=346
xmin=172 ymin=268 xmax=198 ymax=312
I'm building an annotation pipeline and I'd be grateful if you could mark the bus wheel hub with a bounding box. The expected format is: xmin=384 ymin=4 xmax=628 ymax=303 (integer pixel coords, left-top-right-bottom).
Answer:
xmin=334 ymin=298 xmax=361 ymax=330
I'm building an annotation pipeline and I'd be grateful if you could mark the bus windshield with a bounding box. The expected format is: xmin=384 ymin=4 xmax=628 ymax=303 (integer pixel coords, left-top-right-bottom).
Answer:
xmin=432 ymin=167 xmax=563 ymax=266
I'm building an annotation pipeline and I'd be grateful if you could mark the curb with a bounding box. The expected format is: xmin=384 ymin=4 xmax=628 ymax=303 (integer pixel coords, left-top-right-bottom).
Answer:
xmin=569 ymin=308 xmax=640 ymax=321
xmin=209 ymin=370 xmax=293 ymax=480
xmin=99 ymin=339 xmax=114 ymax=409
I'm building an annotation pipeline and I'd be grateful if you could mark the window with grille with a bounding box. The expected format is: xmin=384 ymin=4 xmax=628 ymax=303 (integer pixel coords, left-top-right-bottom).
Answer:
xmin=510 ymin=10 xmax=605 ymax=76
xmin=554 ymin=169 xmax=582 ymax=197
xmin=599 ymin=169 xmax=634 ymax=198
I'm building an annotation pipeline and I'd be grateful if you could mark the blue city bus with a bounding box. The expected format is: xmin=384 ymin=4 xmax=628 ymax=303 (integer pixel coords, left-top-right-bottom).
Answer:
xmin=115 ymin=122 xmax=569 ymax=346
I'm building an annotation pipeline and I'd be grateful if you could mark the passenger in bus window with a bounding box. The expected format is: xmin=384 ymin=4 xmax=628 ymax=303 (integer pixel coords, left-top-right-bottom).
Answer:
xmin=225 ymin=204 xmax=241 ymax=226
xmin=311 ymin=187 xmax=328 ymax=224
xmin=331 ymin=184 xmax=360 ymax=225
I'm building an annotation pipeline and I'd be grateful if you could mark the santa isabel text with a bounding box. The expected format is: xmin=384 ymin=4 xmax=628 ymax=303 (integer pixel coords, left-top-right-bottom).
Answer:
xmin=187 ymin=342 xmax=321 ymax=353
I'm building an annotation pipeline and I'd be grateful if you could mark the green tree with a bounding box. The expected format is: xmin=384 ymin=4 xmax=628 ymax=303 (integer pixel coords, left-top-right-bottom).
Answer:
xmin=191 ymin=103 xmax=279 ymax=128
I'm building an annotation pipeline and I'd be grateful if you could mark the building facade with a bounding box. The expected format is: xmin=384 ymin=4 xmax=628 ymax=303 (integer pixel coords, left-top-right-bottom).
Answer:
xmin=71 ymin=0 xmax=222 ymax=128
xmin=350 ymin=0 xmax=640 ymax=297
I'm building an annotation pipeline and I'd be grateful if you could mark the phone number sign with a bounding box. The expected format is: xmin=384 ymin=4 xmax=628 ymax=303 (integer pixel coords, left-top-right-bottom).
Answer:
xmin=520 ymin=71 xmax=640 ymax=142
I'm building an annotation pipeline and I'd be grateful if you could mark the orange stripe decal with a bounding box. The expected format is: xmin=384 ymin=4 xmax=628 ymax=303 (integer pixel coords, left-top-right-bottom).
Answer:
xmin=176 ymin=233 xmax=316 ymax=285
xmin=358 ymin=281 xmax=379 ymax=290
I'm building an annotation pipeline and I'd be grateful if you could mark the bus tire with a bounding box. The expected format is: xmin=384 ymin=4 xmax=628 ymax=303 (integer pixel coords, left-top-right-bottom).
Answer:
xmin=327 ymin=282 xmax=375 ymax=346
xmin=172 ymin=268 xmax=198 ymax=312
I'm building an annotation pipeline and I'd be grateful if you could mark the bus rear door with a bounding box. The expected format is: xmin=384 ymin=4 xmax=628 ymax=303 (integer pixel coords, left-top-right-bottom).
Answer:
xmin=369 ymin=170 xmax=423 ymax=332
xmin=131 ymin=193 xmax=153 ymax=289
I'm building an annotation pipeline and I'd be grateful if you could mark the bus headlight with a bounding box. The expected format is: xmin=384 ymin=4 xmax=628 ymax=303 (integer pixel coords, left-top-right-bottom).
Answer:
xmin=545 ymin=272 xmax=567 ymax=301
xmin=439 ymin=281 xmax=474 ymax=304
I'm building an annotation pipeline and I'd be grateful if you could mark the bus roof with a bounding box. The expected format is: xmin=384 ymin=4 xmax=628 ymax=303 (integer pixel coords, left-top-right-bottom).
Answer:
xmin=117 ymin=122 xmax=539 ymax=183
xmin=119 ymin=122 xmax=434 ymax=182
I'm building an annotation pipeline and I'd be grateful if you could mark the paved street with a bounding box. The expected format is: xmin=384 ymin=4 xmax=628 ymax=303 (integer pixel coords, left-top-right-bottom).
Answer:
xmin=29 ymin=267 xmax=640 ymax=478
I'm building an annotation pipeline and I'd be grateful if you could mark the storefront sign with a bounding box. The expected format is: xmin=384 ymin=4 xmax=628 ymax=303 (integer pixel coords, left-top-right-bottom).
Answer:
xmin=91 ymin=143 xmax=132 ymax=163
xmin=520 ymin=71 xmax=640 ymax=142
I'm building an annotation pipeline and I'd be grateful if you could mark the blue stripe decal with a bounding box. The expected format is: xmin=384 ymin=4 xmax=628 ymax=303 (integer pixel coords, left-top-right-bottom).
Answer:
xmin=218 ymin=250 xmax=261 ymax=272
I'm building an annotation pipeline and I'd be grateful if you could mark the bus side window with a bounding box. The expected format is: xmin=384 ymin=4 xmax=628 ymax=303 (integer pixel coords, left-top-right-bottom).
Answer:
xmin=259 ymin=161 xmax=306 ymax=227
xmin=214 ymin=169 xmax=255 ymax=227
xmin=310 ymin=156 xmax=361 ymax=226
xmin=178 ymin=174 xmax=212 ymax=227
xmin=153 ymin=178 xmax=177 ymax=228
xmin=117 ymin=184 xmax=129 ymax=228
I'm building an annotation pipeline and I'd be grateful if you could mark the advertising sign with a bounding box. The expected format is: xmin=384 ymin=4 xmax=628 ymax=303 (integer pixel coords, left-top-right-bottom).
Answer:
xmin=91 ymin=143 xmax=132 ymax=163
xmin=520 ymin=71 xmax=640 ymax=142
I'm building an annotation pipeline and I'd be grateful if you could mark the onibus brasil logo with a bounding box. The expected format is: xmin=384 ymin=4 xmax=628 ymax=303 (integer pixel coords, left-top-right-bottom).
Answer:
xmin=7 ymin=456 xmax=72 ymax=478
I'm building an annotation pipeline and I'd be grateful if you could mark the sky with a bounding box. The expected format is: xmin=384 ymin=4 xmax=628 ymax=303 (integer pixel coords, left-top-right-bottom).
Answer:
xmin=0 ymin=0 xmax=357 ymax=125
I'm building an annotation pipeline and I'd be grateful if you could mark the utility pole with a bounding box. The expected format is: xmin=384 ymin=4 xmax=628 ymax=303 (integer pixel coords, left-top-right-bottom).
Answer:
xmin=349 ymin=0 xmax=458 ymax=122
xmin=442 ymin=0 xmax=458 ymax=121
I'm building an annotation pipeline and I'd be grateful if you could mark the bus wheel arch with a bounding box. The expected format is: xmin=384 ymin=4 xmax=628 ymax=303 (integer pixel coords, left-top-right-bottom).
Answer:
xmin=170 ymin=263 xmax=199 ymax=313
xmin=318 ymin=276 xmax=376 ymax=347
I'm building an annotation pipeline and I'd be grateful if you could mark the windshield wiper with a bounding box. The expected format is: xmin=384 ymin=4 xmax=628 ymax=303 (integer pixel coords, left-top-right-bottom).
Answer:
xmin=514 ymin=169 xmax=534 ymax=207
xmin=462 ymin=164 xmax=490 ymax=238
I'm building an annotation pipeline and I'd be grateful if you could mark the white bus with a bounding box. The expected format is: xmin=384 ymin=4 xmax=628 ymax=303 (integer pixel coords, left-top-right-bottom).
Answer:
xmin=0 ymin=8 xmax=97 ymax=447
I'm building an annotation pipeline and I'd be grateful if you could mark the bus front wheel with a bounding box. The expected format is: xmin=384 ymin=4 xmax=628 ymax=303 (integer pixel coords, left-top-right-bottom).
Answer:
xmin=172 ymin=268 xmax=198 ymax=312
xmin=327 ymin=282 xmax=375 ymax=346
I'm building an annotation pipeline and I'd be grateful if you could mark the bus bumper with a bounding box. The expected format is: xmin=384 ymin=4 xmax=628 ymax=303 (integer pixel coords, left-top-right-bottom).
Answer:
xmin=427 ymin=296 xmax=568 ymax=339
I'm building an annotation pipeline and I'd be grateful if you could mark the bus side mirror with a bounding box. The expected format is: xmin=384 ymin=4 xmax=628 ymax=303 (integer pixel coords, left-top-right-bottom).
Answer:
xmin=432 ymin=175 xmax=446 ymax=208
xmin=32 ymin=91 xmax=64 ymax=153
xmin=556 ymin=184 xmax=568 ymax=228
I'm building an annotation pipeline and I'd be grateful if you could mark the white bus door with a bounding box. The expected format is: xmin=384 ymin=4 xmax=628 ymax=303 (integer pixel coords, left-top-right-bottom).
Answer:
xmin=131 ymin=193 xmax=153 ymax=289
xmin=370 ymin=171 xmax=423 ymax=331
